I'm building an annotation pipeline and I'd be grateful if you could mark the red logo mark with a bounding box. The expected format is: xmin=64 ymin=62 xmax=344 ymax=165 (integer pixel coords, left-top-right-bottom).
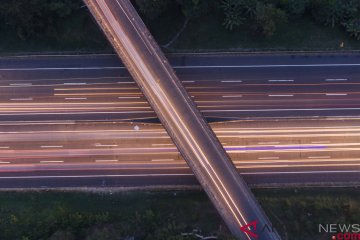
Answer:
xmin=240 ymin=220 xmax=258 ymax=238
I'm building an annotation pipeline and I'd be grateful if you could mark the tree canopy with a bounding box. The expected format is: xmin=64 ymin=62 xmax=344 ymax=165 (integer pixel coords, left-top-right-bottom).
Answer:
xmin=0 ymin=0 xmax=81 ymax=40
xmin=137 ymin=0 xmax=360 ymax=39
xmin=0 ymin=0 xmax=359 ymax=50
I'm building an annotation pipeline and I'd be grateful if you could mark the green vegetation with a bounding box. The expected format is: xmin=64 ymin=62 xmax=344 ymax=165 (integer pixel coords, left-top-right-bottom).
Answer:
xmin=0 ymin=188 xmax=359 ymax=240
xmin=256 ymin=187 xmax=360 ymax=240
xmin=0 ymin=0 xmax=111 ymax=53
xmin=143 ymin=0 xmax=360 ymax=50
xmin=0 ymin=0 xmax=360 ymax=53
xmin=0 ymin=190 xmax=231 ymax=240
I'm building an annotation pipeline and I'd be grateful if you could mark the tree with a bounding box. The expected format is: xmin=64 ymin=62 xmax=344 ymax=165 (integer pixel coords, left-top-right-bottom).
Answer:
xmin=278 ymin=0 xmax=309 ymax=17
xmin=164 ymin=0 xmax=216 ymax=47
xmin=221 ymin=0 xmax=244 ymax=30
xmin=239 ymin=0 xmax=257 ymax=18
xmin=176 ymin=0 xmax=216 ymax=19
xmin=343 ymin=18 xmax=360 ymax=40
xmin=254 ymin=3 xmax=288 ymax=38
xmin=220 ymin=0 xmax=257 ymax=31
xmin=135 ymin=0 xmax=169 ymax=19
xmin=312 ymin=0 xmax=345 ymax=27
xmin=0 ymin=0 xmax=80 ymax=40
xmin=310 ymin=0 xmax=360 ymax=40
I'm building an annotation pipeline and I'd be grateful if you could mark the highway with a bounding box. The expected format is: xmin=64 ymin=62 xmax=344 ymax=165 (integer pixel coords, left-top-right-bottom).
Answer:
xmin=0 ymin=118 xmax=359 ymax=188
xmin=83 ymin=0 xmax=277 ymax=239
xmin=1 ymin=53 xmax=360 ymax=121
xmin=1 ymin=53 xmax=359 ymax=188
xmin=1 ymin=53 xmax=359 ymax=187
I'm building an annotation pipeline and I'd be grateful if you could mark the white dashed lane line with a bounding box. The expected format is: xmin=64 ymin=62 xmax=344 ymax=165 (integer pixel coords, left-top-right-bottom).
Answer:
xmin=268 ymin=94 xmax=294 ymax=97
xmin=10 ymin=98 xmax=33 ymax=101
xmin=63 ymin=83 xmax=87 ymax=85
xmin=268 ymin=79 xmax=294 ymax=82
xmin=258 ymin=157 xmax=280 ymax=160
xmin=65 ymin=97 xmax=88 ymax=100
xmin=308 ymin=156 xmax=331 ymax=159
xmin=221 ymin=80 xmax=242 ymax=83
xmin=325 ymin=78 xmax=347 ymax=81
xmin=222 ymin=95 xmax=243 ymax=98
xmin=325 ymin=93 xmax=348 ymax=96
xmin=95 ymin=160 xmax=119 ymax=163
xmin=40 ymin=145 xmax=63 ymax=148
xmin=40 ymin=161 xmax=64 ymax=163
xmin=151 ymin=159 xmax=174 ymax=162
xmin=95 ymin=144 xmax=119 ymax=147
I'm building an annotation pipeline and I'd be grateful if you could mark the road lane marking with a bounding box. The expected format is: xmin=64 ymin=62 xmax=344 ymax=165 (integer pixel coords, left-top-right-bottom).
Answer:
xmin=117 ymin=81 xmax=135 ymax=84
xmin=63 ymin=83 xmax=87 ymax=85
xmin=10 ymin=98 xmax=33 ymax=101
xmin=325 ymin=93 xmax=348 ymax=96
xmin=257 ymin=142 xmax=280 ymax=145
xmin=308 ymin=156 xmax=330 ymax=159
xmin=2 ymin=63 xmax=360 ymax=71
xmin=202 ymin=107 xmax=360 ymax=112
xmin=8 ymin=53 xmax=117 ymax=57
xmin=151 ymin=159 xmax=175 ymax=162
xmin=222 ymin=95 xmax=243 ymax=98
xmin=1 ymin=127 xmax=359 ymax=134
xmin=174 ymin=64 xmax=360 ymax=68
xmin=0 ymin=161 xmax=10 ymax=164
xmin=40 ymin=161 xmax=64 ymax=163
xmin=56 ymin=87 xmax=139 ymax=91
xmin=95 ymin=144 xmax=118 ymax=147
xmin=0 ymin=111 xmax=154 ymax=115
xmin=238 ymin=163 xmax=360 ymax=168
xmin=0 ymin=174 xmax=195 ymax=179
xmin=325 ymin=78 xmax=348 ymax=81
xmin=55 ymin=91 xmax=139 ymax=95
xmin=258 ymin=157 xmax=279 ymax=160
xmin=268 ymin=94 xmax=294 ymax=97
xmin=65 ymin=97 xmax=88 ymax=100
xmin=0 ymin=171 xmax=358 ymax=179
xmin=40 ymin=145 xmax=63 ymax=148
xmin=182 ymin=81 xmax=195 ymax=83
xmin=241 ymin=170 xmax=360 ymax=175
xmin=0 ymin=67 xmax=123 ymax=71
xmin=221 ymin=80 xmax=242 ymax=83
xmin=311 ymin=141 xmax=331 ymax=144
xmin=95 ymin=160 xmax=119 ymax=162
xmin=268 ymin=80 xmax=294 ymax=82
xmin=9 ymin=83 xmax=32 ymax=86
xmin=118 ymin=96 xmax=141 ymax=99
xmin=151 ymin=143 xmax=173 ymax=146
xmin=0 ymin=146 xmax=10 ymax=149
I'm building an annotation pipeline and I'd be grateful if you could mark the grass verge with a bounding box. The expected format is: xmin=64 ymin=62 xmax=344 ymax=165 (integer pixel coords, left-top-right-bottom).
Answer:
xmin=0 ymin=187 xmax=359 ymax=239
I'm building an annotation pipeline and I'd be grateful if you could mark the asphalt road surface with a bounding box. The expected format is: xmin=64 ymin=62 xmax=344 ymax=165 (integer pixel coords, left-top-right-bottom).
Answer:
xmin=0 ymin=53 xmax=359 ymax=188
xmin=0 ymin=117 xmax=359 ymax=187
xmin=0 ymin=53 xmax=360 ymax=121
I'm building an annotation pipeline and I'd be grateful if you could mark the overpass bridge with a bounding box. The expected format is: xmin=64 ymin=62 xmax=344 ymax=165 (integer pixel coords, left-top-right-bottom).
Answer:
xmin=83 ymin=0 xmax=280 ymax=239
